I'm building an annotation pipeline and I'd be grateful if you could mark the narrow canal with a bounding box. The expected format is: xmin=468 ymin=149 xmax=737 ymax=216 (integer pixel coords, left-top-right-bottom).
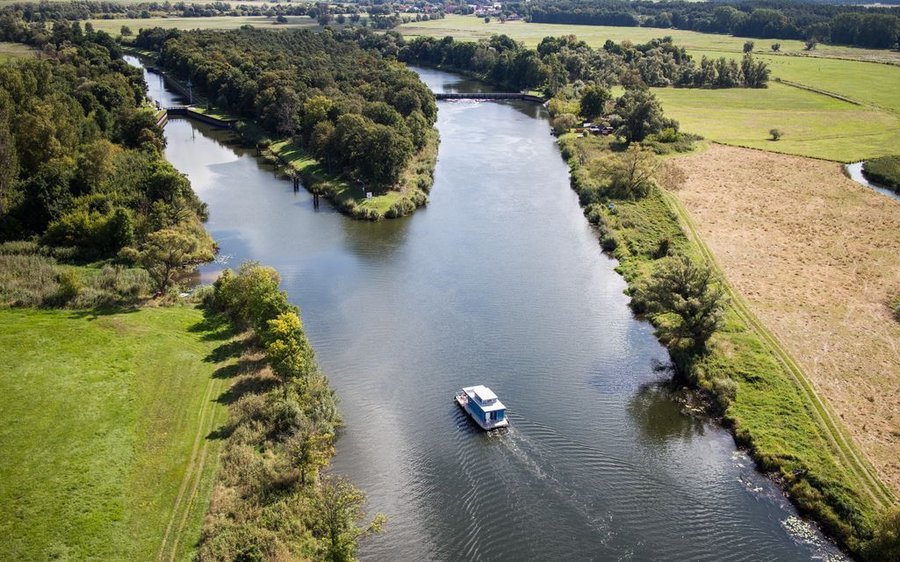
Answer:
xmin=127 ymin=57 xmax=844 ymax=561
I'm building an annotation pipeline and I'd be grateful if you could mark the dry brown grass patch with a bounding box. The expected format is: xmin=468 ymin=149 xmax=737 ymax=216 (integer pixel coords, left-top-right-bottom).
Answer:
xmin=671 ymin=143 xmax=900 ymax=494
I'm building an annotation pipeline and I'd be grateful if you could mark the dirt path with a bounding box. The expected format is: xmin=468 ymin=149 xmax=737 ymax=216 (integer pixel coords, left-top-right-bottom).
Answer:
xmin=670 ymin=144 xmax=900 ymax=495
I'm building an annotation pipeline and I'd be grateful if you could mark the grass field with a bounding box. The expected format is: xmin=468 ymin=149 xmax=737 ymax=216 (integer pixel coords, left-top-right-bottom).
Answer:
xmin=0 ymin=41 xmax=35 ymax=61
xmin=401 ymin=16 xmax=900 ymax=161
xmin=87 ymin=15 xmax=317 ymax=36
xmin=652 ymin=82 xmax=900 ymax=162
xmin=0 ymin=306 xmax=243 ymax=561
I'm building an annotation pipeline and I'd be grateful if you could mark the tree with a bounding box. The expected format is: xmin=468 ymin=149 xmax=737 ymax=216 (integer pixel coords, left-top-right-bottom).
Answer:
xmin=614 ymin=88 xmax=677 ymax=143
xmin=771 ymin=43 xmax=781 ymax=52
xmin=266 ymin=311 xmax=315 ymax=384
xmin=276 ymin=14 xmax=288 ymax=24
xmin=743 ymin=40 xmax=754 ymax=53
xmin=592 ymin=144 xmax=659 ymax=199
xmin=579 ymin=84 xmax=611 ymax=121
xmin=126 ymin=226 xmax=214 ymax=293
xmin=550 ymin=113 xmax=578 ymax=135
xmin=313 ymin=476 xmax=386 ymax=562
xmin=769 ymin=128 xmax=783 ymax=141
xmin=804 ymin=37 xmax=818 ymax=51
xmin=288 ymin=424 xmax=334 ymax=486
xmin=640 ymin=255 xmax=726 ymax=357
xmin=120 ymin=25 xmax=132 ymax=37
xmin=863 ymin=507 xmax=900 ymax=562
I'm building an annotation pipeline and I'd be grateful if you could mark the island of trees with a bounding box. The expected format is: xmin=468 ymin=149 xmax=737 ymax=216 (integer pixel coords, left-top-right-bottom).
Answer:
xmin=136 ymin=26 xmax=440 ymax=219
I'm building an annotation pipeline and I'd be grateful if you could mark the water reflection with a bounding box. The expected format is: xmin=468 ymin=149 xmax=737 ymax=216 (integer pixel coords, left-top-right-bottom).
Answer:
xmin=627 ymin=381 xmax=705 ymax=445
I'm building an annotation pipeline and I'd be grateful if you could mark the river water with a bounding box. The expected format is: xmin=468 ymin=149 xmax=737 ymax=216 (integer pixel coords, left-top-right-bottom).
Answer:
xmin=127 ymin=57 xmax=844 ymax=561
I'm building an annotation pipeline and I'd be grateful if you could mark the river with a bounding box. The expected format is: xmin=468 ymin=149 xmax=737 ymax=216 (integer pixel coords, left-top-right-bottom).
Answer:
xmin=127 ymin=57 xmax=844 ymax=561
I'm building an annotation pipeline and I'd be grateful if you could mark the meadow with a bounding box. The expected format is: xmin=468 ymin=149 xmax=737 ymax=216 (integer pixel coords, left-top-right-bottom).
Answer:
xmin=0 ymin=41 xmax=34 ymax=61
xmin=401 ymin=15 xmax=900 ymax=161
xmin=0 ymin=306 xmax=242 ymax=561
xmin=86 ymin=14 xmax=317 ymax=36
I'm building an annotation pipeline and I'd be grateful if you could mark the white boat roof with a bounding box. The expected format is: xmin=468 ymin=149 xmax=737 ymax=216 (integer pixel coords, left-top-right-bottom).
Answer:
xmin=463 ymin=385 xmax=506 ymax=411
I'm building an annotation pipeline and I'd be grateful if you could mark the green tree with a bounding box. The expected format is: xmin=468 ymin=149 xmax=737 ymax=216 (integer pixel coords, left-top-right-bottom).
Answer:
xmin=863 ymin=507 xmax=900 ymax=562
xmin=641 ymin=256 xmax=725 ymax=359
xmin=743 ymin=40 xmax=754 ymax=53
xmin=288 ymin=424 xmax=334 ymax=486
xmin=313 ymin=476 xmax=386 ymax=562
xmin=771 ymin=43 xmax=781 ymax=52
xmin=592 ymin=144 xmax=659 ymax=199
xmin=126 ymin=226 xmax=214 ymax=293
xmin=120 ymin=25 xmax=132 ymax=37
xmin=550 ymin=113 xmax=578 ymax=136
xmin=266 ymin=311 xmax=315 ymax=384
xmin=614 ymin=88 xmax=677 ymax=143
xmin=579 ymin=84 xmax=611 ymax=121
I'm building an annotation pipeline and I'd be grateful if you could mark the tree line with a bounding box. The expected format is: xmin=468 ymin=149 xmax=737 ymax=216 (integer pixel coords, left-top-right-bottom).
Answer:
xmin=521 ymin=0 xmax=900 ymax=50
xmin=140 ymin=27 xmax=438 ymax=190
xmin=397 ymin=33 xmax=769 ymax=94
xmin=202 ymin=262 xmax=383 ymax=561
xmin=0 ymin=18 xmax=213 ymax=288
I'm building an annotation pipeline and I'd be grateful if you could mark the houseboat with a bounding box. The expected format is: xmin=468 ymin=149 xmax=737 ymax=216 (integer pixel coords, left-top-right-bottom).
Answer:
xmin=455 ymin=385 xmax=508 ymax=430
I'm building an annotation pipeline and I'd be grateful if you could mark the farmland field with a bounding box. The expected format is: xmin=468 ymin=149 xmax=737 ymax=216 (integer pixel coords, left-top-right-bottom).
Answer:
xmin=669 ymin=144 xmax=900 ymax=493
xmin=86 ymin=15 xmax=317 ymax=36
xmin=0 ymin=306 xmax=242 ymax=561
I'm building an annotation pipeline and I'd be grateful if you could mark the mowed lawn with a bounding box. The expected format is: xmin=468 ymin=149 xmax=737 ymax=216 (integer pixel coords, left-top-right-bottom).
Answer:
xmin=401 ymin=16 xmax=900 ymax=161
xmin=0 ymin=306 xmax=240 ymax=561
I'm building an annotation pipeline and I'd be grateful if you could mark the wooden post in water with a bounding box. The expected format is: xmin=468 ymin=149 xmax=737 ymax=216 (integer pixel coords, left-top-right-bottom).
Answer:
xmin=313 ymin=192 xmax=320 ymax=209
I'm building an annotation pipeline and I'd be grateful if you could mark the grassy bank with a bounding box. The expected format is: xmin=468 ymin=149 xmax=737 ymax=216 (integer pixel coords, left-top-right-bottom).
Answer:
xmin=559 ymin=134 xmax=894 ymax=555
xmin=0 ymin=305 xmax=241 ymax=560
xmin=863 ymin=155 xmax=900 ymax=191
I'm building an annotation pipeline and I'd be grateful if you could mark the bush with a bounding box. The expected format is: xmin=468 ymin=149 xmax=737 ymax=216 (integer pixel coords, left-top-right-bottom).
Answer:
xmin=769 ymin=128 xmax=783 ymax=141
xmin=55 ymin=269 xmax=82 ymax=304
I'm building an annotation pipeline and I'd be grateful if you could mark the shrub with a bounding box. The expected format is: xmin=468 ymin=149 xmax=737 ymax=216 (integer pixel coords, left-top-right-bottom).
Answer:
xmin=769 ymin=128 xmax=783 ymax=141
xmin=55 ymin=269 xmax=82 ymax=304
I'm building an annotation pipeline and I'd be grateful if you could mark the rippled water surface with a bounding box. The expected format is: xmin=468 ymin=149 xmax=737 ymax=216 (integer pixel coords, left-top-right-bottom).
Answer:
xmin=127 ymin=57 xmax=844 ymax=561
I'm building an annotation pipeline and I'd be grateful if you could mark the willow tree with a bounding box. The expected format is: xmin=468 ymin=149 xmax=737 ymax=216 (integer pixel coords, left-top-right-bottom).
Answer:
xmin=641 ymin=255 xmax=726 ymax=363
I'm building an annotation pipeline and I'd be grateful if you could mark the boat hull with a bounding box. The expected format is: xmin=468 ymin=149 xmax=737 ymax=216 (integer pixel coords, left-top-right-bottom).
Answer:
xmin=455 ymin=394 xmax=509 ymax=431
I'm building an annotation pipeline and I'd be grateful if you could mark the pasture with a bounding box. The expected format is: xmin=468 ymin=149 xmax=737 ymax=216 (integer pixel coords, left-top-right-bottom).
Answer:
xmin=0 ymin=306 xmax=241 ymax=561
xmin=86 ymin=15 xmax=317 ymax=36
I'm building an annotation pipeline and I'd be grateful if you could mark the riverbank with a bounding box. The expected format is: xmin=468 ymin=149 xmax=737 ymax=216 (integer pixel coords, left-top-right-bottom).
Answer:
xmin=559 ymin=135 xmax=896 ymax=556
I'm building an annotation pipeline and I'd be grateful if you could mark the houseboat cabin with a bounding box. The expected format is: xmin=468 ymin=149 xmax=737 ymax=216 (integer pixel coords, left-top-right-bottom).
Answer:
xmin=455 ymin=385 xmax=508 ymax=430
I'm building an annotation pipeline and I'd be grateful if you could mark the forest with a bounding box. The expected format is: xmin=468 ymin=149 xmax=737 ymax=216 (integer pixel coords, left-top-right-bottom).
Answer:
xmin=0 ymin=19 xmax=211 ymax=272
xmin=519 ymin=0 xmax=900 ymax=49
xmin=398 ymin=33 xmax=770 ymax=92
xmin=140 ymin=27 xmax=438 ymax=189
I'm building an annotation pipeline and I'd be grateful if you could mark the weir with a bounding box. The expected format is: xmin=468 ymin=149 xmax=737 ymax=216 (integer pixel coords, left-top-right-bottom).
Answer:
xmin=433 ymin=92 xmax=546 ymax=103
